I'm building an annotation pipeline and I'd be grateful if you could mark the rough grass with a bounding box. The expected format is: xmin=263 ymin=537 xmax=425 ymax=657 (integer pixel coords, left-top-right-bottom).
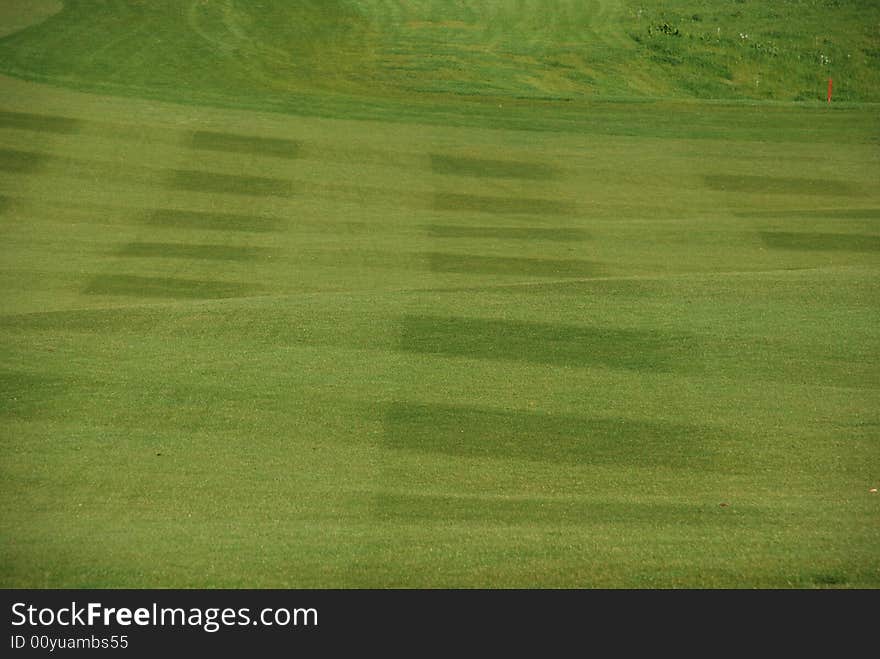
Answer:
xmin=0 ymin=2 xmax=878 ymax=588
xmin=0 ymin=0 xmax=879 ymax=121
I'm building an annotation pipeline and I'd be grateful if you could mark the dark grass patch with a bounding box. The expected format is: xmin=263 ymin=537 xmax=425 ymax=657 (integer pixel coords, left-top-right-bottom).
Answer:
xmin=374 ymin=492 xmax=747 ymax=524
xmin=808 ymin=573 xmax=849 ymax=587
xmin=0 ymin=110 xmax=81 ymax=134
xmin=384 ymin=401 xmax=722 ymax=467
xmin=734 ymin=208 xmax=880 ymax=220
xmin=428 ymin=252 xmax=601 ymax=278
xmin=84 ymin=274 xmax=256 ymax=299
xmin=145 ymin=209 xmax=282 ymax=233
xmin=0 ymin=150 xmax=153 ymax=185
xmin=0 ymin=194 xmax=10 ymax=214
xmin=0 ymin=307 xmax=154 ymax=333
xmin=0 ymin=148 xmax=50 ymax=173
xmin=189 ymin=130 xmax=302 ymax=159
xmin=117 ymin=242 xmax=272 ymax=261
xmin=0 ymin=370 xmax=66 ymax=419
xmin=419 ymin=277 xmax=655 ymax=297
xmin=514 ymin=278 xmax=657 ymax=297
xmin=430 ymin=154 xmax=561 ymax=180
xmin=434 ymin=192 xmax=575 ymax=216
xmin=0 ymin=304 xmax=351 ymax=344
xmin=427 ymin=225 xmax=587 ymax=241
xmin=398 ymin=315 xmax=694 ymax=371
xmin=705 ymin=174 xmax=860 ymax=196
xmin=168 ymin=169 xmax=295 ymax=197
xmin=760 ymin=231 xmax=880 ymax=252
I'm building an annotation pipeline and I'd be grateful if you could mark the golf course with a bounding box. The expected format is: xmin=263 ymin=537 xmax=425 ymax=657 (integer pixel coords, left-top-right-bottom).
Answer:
xmin=0 ymin=1 xmax=878 ymax=588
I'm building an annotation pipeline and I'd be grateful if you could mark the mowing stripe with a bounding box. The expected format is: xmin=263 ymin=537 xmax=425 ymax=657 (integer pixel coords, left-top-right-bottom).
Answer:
xmin=427 ymin=252 xmax=601 ymax=278
xmin=0 ymin=307 xmax=174 ymax=332
xmin=0 ymin=109 xmax=426 ymax=176
xmin=426 ymin=225 xmax=588 ymax=241
xmin=84 ymin=274 xmax=257 ymax=299
xmin=430 ymin=153 xmax=560 ymax=180
xmin=434 ymin=191 xmax=575 ymax=216
xmin=116 ymin=242 xmax=274 ymax=261
xmin=2 ymin=147 xmax=577 ymax=215
xmin=384 ymin=401 xmax=724 ymax=467
xmin=0 ymin=370 xmax=66 ymax=420
xmin=0 ymin=147 xmax=50 ymax=173
xmin=734 ymin=208 xmax=880 ymax=220
xmin=374 ymin=493 xmax=753 ymax=524
xmin=0 ymin=148 xmax=163 ymax=190
xmin=189 ymin=130 xmax=302 ymax=159
xmin=397 ymin=315 xmax=693 ymax=371
xmin=416 ymin=277 xmax=657 ymax=297
xmin=0 ymin=148 xmax=297 ymax=198
xmin=0 ymin=109 xmax=81 ymax=134
xmin=760 ymin=231 xmax=880 ymax=252
xmin=705 ymin=174 xmax=861 ymax=196
xmin=145 ymin=208 xmax=283 ymax=233
xmin=167 ymin=169 xmax=296 ymax=197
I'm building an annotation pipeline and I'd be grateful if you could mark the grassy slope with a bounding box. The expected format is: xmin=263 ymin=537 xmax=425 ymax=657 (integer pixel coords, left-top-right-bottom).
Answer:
xmin=0 ymin=2 xmax=878 ymax=587
xmin=1 ymin=1 xmax=879 ymax=113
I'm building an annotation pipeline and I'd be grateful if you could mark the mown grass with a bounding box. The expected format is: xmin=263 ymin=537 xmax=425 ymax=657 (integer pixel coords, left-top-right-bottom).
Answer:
xmin=0 ymin=2 xmax=878 ymax=588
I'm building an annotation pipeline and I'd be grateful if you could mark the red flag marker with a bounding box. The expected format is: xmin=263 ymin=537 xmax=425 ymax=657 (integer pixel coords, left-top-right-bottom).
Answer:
xmin=827 ymin=78 xmax=833 ymax=103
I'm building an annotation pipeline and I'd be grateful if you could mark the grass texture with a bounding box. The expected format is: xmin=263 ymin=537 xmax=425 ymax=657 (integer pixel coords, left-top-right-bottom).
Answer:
xmin=0 ymin=1 xmax=878 ymax=588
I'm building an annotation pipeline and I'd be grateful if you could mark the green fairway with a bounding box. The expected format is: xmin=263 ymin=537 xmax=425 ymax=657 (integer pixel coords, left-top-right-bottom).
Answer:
xmin=0 ymin=1 xmax=878 ymax=588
